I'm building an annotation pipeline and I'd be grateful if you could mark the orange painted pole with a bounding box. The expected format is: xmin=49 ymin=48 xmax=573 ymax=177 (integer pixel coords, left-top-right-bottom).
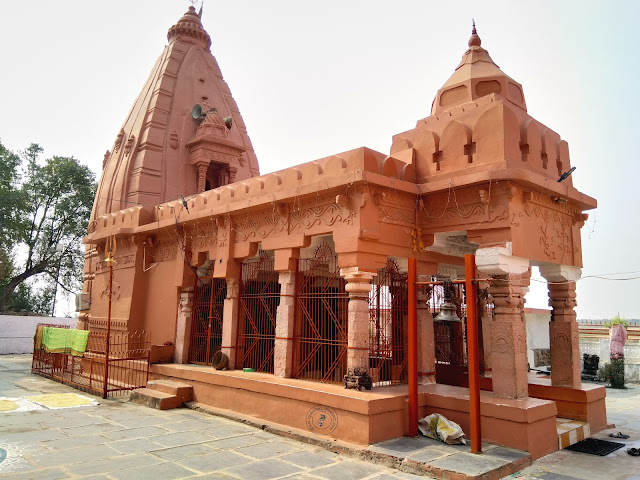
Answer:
xmin=407 ymin=257 xmax=418 ymax=437
xmin=465 ymin=254 xmax=481 ymax=453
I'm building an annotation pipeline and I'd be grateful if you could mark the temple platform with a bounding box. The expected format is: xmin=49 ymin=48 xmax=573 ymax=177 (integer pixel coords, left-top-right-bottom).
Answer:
xmin=148 ymin=364 xmax=607 ymax=460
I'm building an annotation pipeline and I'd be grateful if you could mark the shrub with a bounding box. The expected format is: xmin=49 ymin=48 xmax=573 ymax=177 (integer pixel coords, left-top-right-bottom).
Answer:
xmin=604 ymin=314 xmax=629 ymax=329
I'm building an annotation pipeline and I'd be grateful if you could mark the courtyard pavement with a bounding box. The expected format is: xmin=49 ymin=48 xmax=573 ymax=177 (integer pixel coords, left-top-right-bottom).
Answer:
xmin=0 ymin=355 xmax=430 ymax=480
xmin=1 ymin=354 xmax=639 ymax=480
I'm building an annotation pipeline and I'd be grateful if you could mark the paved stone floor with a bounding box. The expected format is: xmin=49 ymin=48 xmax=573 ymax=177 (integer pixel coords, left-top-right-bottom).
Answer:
xmin=0 ymin=355 xmax=429 ymax=480
xmin=514 ymin=382 xmax=640 ymax=480
xmin=2 ymin=354 xmax=640 ymax=480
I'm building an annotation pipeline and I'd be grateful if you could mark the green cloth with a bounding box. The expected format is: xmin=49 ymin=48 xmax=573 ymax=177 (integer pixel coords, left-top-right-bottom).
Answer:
xmin=41 ymin=328 xmax=89 ymax=356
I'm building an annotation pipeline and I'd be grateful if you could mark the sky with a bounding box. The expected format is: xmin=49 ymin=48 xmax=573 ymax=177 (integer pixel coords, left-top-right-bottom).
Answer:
xmin=1 ymin=0 xmax=639 ymax=319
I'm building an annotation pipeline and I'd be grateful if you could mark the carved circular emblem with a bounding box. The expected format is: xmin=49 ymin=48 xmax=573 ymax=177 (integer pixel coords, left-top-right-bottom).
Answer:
xmin=306 ymin=405 xmax=338 ymax=435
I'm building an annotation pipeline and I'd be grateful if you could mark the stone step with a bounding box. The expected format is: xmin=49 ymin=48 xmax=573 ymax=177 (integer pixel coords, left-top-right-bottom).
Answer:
xmin=129 ymin=387 xmax=185 ymax=410
xmin=557 ymin=418 xmax=590 ymax=449
xmin=146 ymin=380 xmax=192 ymax=403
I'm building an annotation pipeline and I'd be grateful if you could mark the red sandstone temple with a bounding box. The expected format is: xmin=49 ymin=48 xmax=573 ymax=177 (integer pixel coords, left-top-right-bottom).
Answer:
xmin=79 ymin=8 xmax=603 ymax=459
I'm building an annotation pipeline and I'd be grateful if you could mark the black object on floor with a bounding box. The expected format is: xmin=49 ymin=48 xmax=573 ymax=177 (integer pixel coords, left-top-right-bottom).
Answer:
xmin=565 ymin=438 xmax=625 ymax=456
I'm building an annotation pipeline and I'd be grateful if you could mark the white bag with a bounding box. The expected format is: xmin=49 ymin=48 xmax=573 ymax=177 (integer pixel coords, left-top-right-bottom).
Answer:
xmin=418 ymin=413 xmax=467 ymax=445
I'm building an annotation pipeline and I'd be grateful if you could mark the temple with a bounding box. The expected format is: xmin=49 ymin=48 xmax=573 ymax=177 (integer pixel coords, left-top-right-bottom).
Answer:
xmin=79 ymin=9 xmax=603 ymax=459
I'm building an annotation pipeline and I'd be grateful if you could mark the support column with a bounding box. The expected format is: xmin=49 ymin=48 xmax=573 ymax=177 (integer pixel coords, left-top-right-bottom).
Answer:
xmin=221 ymin=277 xmax=240 ymax=369
xmin=477 ymin=280 xmax=491 ymax=374
xmin=274 ymin=271 xmax=296 ymax=377
xmin=476 ymin=244 xmax=530 ymax=398
xmin=174 ymin=287 xmax=194 ymax=364
xmin=341 ymin=267 xmax=376 ymax=376
xmin=488 ymin=272 xmax=530 ymax=398
xmin=540 ymin=264 xmax=581 ymax=387
xmin=417 ymin=280 xmax=435 ymax=384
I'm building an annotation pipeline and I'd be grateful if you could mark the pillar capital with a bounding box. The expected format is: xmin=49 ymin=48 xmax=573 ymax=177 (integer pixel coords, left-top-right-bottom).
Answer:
xmin=340 ymin=267 xmax=376 ymax=298
xmin=539 ymin=264 xmax=581 ymax=283
xmin=226 ymin=277 xmax=240 ymax=299
xmin=476 ymin=243 xmax=529 ymax=276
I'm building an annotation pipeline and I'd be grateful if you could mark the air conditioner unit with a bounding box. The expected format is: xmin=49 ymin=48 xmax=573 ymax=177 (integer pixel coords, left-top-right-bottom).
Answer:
xmin=75 ymin=292 xmax=90 ymax=311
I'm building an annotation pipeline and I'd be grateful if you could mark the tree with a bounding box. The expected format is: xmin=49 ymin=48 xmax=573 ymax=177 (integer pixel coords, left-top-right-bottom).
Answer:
xmin=0 ymin=141 xmax=96 ymax=314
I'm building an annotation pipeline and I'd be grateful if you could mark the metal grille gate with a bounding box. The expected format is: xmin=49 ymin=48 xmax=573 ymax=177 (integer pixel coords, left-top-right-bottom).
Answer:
xmin=237 ymin=252 xmax=280 ymax=373
xmin=189 ymin=265 xmax=227 ymax=365
xmin=293 ymin=243 xmax=349 ymax=384
xmin=369 ymin=260 xmax=408 ymax=386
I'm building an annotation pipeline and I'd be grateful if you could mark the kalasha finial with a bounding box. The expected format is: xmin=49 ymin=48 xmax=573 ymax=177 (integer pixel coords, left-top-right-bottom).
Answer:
xmin=468 ymin=18 xmax=481 ymax=47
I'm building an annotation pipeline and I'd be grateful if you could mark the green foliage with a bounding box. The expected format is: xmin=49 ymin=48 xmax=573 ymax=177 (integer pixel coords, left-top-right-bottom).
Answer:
xmin=597 ymin=359 xmax=626 ymax=389
xmin=604 ymin=314 xmax=629 ymax=329
xmin=0 ymin=140 xmax=96 ymax=314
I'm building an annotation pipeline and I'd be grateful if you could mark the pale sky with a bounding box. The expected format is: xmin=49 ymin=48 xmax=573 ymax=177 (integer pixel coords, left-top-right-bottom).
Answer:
xmin=1 ymin=1 xmax=638 ymax=319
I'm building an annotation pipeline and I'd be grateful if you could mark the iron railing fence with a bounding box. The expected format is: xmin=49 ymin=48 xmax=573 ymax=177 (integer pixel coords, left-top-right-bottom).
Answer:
xmin=32 ymin=328 xmax=150 ymax=398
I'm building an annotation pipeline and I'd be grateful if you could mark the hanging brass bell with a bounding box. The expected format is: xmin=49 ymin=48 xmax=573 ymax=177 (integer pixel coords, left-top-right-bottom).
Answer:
xmin=435 ymin=300 xmax=461 ymax=322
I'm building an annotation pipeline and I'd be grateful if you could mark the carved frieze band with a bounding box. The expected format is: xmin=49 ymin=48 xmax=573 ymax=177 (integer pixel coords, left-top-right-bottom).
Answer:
xmin=189 ymin=225 xmax=218 ymax=251
xmin=145 ymin=238 xmax=179 ymax=263
xmin=420 ymin=202 xmax=509 ymax=227
xmin=95 ymin=254 xmax=136 ymax=271
xmin=234 ymin=209 xmax=285 ymax=242
xmin=289 ymin=203 xmax=355 ymax=233
xmin=524 ymin=203 xmax=571 ymax=263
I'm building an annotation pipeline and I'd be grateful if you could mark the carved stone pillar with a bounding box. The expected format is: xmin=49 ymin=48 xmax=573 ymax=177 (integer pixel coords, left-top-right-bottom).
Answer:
xmin=174 ymin=287 xmax=194 ymax=364
xmin=477 ymin=281 xmax=491 ymax=374
xmin=196 ymin=163 xmax=208 ymax=193
xmin=417 ymin=286 xmax=435 ymax=384
xmin=221 ymin=277 xmax=240 ymax=369
xmin=476 ymin=244 xmax=530 ymax=398
xmin=274 ymin=271 xmax=296 ymax=377
xmin=341 ymin=267 xmax=376 ymax=375
xmin=488 ymin=273 xmax=530 ymax=398
xmin=540 ymin=264 xmax=581 ymax=387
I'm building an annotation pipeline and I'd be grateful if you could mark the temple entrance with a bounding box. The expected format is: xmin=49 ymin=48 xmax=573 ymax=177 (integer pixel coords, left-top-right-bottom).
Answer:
xmin=189 ymin=265 xmax=227 ymax=365
xmin=293 ymin=243 xmax=348 ymax=384
xmin=431 ymin=282 xmax=469 ymax=387
xmin=369 ymin=260 xmax=408 ymax=386
xmin=236 ymin=251 xmax=280 ymax=373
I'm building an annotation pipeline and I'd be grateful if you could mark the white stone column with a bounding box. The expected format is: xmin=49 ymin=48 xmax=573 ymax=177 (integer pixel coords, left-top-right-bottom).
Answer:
xmin=174 ymin=287 xmax=194 ymax=364
xmin=341 ymin=267 xmax=376 ymax=375
xmin=221 ymin=277 xmax=240 ymax=369
xmin=539 ymin=264 xmax=582 ymax=387
xmin=274 ymin=271 xmax=296 ymax=377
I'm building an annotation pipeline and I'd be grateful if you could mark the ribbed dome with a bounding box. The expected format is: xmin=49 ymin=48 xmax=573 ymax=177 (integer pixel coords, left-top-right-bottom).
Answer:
xmin=167 ymin=6 xmax=211 ymax=49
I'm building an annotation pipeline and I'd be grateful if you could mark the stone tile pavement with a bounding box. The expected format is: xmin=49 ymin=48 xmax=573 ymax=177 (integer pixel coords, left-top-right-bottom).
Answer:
xmin=0 ymin=355 xmax=429 ymax=480
xmin=2 ymin=354 xmax=640 ymax=480
xmin=513 ymin=382 xmax=640 ymax=480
